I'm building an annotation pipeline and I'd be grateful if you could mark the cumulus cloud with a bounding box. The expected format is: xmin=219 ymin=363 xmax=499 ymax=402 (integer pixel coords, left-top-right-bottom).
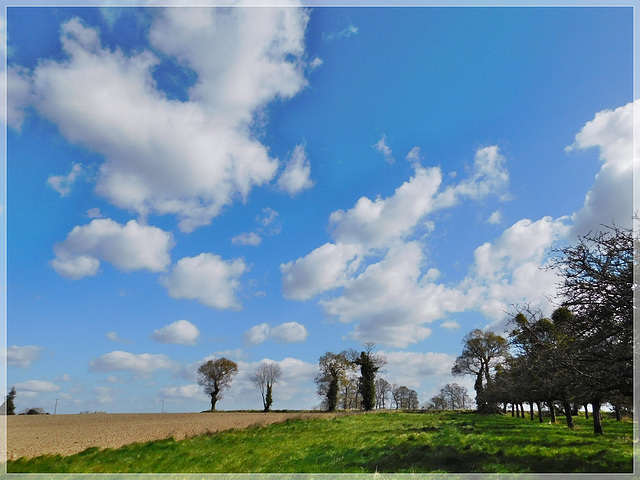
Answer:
xmin=51 ymin=218 xmax=174 ymax=280
xmin=10 ymin=7 xmax=311 ymax=232
xmin=329 ymin=166 xmax=443 ymax=249
xmin=14 ymin=380 xmax=60 ymax=398
xmin=466 ymin=216 xmax=571 ymax=326
xmin=89 ymin=351 xmax=176 ymax=376
xmin=381 ymin=351 xmax=457 ymax=389
xmin=150 ymin=319 xmax=200 ymax=345
xmin=159 ymin=384 xmax=205 ymax=403
xmin=4 ymin=345 xmax=42 ymax=368
xmin=231 ymin=231 xmax=262 ymax=246
xmin=566 ymin=100 xmax=637 ymax=235
xmin=162 ymin=253 xmax=247 ymax=309
xmin=487 ymin=210 xmax=502 ymax=225
xmin=321 ymin=242 xmax=470 ymax=348
xmin=433 ymin=146 xmax=509 ymax=209
xmin=277 ymin=144 xmax=314 ymax=195
xmin=281 ymin=242 xmax=363 ymax=300
xmin=281 ymin=144 xmax=521 ymax=346
xmin=47 ymin=163 xmax=84 ymax=197
xmin=242 ymin=321 xmax=308 ymax=345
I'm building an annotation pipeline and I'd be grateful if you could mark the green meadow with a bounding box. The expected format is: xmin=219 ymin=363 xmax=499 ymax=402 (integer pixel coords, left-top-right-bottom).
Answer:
xmin=8 ymin=411 xmax=634 ymax=474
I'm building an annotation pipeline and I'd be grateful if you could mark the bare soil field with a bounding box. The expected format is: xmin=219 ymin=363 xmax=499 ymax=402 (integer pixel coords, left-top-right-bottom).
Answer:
xmin=6 ymin=412 xmax=330 ymax=460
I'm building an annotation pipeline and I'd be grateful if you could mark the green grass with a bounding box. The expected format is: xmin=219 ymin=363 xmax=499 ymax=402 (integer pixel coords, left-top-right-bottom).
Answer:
xmin=8 ymin=411 xmax=634 ymax=474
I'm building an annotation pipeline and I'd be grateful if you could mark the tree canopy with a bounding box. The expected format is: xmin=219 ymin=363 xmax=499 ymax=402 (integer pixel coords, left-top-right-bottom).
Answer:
xmin=197 ymin=357 xmax=239 ymax=411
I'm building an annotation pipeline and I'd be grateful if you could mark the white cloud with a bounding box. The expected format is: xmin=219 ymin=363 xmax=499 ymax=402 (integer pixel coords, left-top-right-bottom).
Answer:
xmin=277 ymin=144 xmax=314 ymax=195
xmin=51 ymin=218 xmax=174 ymax=280
xmin=242 ymin=323 xmax=270 ymax=345
xmin=566 ymin=100 xmax=637 ymax=235
xmin=242 ymin=321 xmax=308 ymax=345
xmin=380 ymin=351 xmax=457 ymax=389
xmin=433 ymin=146 xmax=509 ymax=209
xmin=47 ymin=163 xmax=84 ymax=197
xmin=329 ymin=166 xmax=443 ymax=248
xmin=6 ymin=66 xmax=31 ymax=131
xmin=159 ymin=384 xmax=205 ymax=403
xmin=150 ymin=319 xmax=200 ymax=345
xmin=106 ymin=331 xmax=133 ymax=344
xmin=162 ymin=253 xmax=247 ymax=309
xmin=440 ymin=320 xmax=460 ymax=330
xmin=281 ymin=242 xmax=363 ymax=300
xmin=281 ymin=145 xmax=513 ymax=346
xmin=487 ymin=210 xmax=502 ymax=225
xmin=4 ymin=345 xmax=42 ymax=368
xmin=374 ymin=135 xmax=394 ymax=164
xmin=11 ymin=8 xmax=310 ymax=232
xmin=14 ymin=380 xmax=60 ymax=398
xmin=89 ymin=351 xmax=176 ymax=376
xmin=465 ymin=216 xmax=571 ymax=327
xmin=406 ymin=147 xmax=422 ymax=168
xmin=321 ymin=242 xmax=471 ymax=348
xmin=231 ymin=231 xmax=262 ymax=246
xmin=86 ymin=208 xmax=104 ymax=219
xmin=232 ymin=207 xmax=281 ymax=247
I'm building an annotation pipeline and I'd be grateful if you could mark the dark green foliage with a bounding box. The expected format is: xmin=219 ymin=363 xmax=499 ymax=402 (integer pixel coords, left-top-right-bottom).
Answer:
xmin=349 ymin=344 xmax=386 ymax=412
xmin=265 ymin=385 xmax=273 ymax=413
xmin=356 ymin=352 xmax=377 ymax=411
xmin=2 ymin=386 xmax=16 ymax=415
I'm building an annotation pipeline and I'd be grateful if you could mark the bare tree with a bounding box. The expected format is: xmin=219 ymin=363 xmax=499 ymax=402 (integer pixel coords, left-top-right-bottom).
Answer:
xmin=251 ymin=362 xmax=283 ymax=412
xmin=375 ymin=377 xmax=391 ymax=409
xmin=197 ymin=357 xmax=239 ymax=411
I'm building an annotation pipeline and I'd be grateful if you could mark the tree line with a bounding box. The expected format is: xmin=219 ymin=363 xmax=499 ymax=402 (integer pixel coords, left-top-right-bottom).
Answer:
xmin=451 ymin=224 xmax=634 ymax=434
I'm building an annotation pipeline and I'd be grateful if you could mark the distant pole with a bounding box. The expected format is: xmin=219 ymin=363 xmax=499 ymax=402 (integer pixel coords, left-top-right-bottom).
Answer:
xmin=54 ymin=399 xmax=59 ymax=415
xmin=161 ymin=401 xmax=164 ymax=413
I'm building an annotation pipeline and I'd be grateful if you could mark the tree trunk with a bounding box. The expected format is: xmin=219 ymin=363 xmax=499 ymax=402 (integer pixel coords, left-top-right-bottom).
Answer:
xmin=536 ymin=401 xmax=543 ymax=422
xmin=547 ymin=400 xmax=556 ymax=423
xmin=592 ymin=397 xmax=603 ymax=435
xmin=511 ymin=403 xmax=515 ymax=417
xmin=614 ymin=405 xmax=622 ymax=421
xmin=562 ymin=400 xmax=574 ymax=429
xmin=583 ymin=404 xmax=589 ymax=419
xmin=519 ymin=403 xmax=525 ymax=419
xmin=210 ymin=394 xmax=217 ymax=411
xmin=474 ymin=371 xmax=484 ymax=412
xmin=529 ymin=401 xmax=534 ymax=421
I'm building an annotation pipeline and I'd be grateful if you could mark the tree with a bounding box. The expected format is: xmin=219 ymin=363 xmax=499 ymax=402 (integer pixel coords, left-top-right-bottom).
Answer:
xmin=451 ymin=329 xmax=509 ymax=412
xmin=348 ymin=343 xmax=387 ymax=411
xmin=548 ymin=224 xmax=635 ymax=434
xmin=197 ymin=357 xmax=239 ymax=411
xmin=2 ymin=387 xmax=16 ymax=415
xmin=441 ymin=383 xmax=471 ymax=410
xmin=375 ymin=377 xmax=392 ymax=409
xmin=251 ymin=362 xmax=283 ymax=412
xmin=315 ymin=351 xmax=349 ymax=412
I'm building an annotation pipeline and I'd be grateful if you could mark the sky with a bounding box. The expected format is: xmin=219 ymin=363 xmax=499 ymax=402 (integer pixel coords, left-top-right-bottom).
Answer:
xmin=2 ymin=3 xmax=637 ymax=415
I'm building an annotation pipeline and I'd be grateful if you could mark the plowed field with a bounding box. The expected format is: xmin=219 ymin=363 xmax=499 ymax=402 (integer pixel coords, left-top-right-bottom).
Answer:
xmin=6 ymin=412 xmax=329 ymax=460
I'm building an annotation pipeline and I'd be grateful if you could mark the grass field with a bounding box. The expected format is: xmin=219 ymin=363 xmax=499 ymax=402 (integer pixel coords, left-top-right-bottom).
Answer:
xmin=7 ymin=411 xmax=634 ymax=474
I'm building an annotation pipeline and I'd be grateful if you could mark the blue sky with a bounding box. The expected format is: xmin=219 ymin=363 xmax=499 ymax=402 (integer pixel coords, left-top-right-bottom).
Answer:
xmin=3 ymin=4 xmax=636 ymax=414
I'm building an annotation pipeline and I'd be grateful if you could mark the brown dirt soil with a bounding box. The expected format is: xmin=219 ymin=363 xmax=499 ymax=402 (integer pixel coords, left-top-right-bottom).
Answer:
xmin=6 ymin=412 xmax=330 ymax=460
